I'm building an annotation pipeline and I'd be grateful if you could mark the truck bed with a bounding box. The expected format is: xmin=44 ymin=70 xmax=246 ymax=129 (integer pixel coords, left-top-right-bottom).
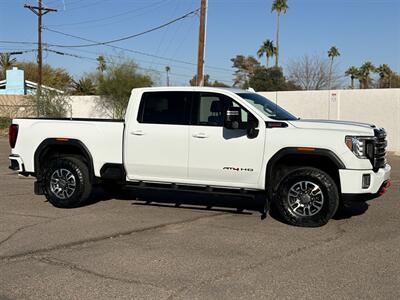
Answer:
xmin=11 ymin=118 xmax=124 ymax=177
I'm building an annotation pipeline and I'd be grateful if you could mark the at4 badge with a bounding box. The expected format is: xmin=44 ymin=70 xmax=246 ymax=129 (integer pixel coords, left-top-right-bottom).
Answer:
xmin=223 ymin=167 xmax=254 ymax=172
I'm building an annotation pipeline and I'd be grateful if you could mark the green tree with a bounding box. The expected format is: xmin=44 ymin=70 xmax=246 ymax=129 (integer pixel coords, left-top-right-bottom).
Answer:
xmin=358 ymin=61 xmax=375 ymax=89
xmin=95 ymin=59 xmax=153 ymax=118
xmin=0 ymin=53 xmax=17 ymax=79
xmin=189 ymin=74 xmax=229 ymax=87
xmin=97 ymin=55 xmax=107 ymax=73
xmin=25 ymin=90 xmax=71 ymax=118
xmin=271 ymin=0 xmax=288 ymax=68
xmin=73 ymin=77 xmax=97 ymax=95
xmin=345 ymin=66 xmax=359 ymax=89
xmin=257 ymin=39 xmax=276 ymax=68
xmin=210 ymin=80 xmax=230 ymax=87
xmin=248 ymin=66 xmax=299 ymax=91
xmin=389 ymin=72 xmax=400 ymax=88
xmin=328 ymin=46 xmax=340 ymax=89
xmin=375 ymin=64 xmax=393 ymax=88
xmin=231 ymin=55 xmax=260 ymax=89
xmin=190 ymin=74 xmax=209 ymax=86
xmin=15 ymin=61 xmax=73 ymax=91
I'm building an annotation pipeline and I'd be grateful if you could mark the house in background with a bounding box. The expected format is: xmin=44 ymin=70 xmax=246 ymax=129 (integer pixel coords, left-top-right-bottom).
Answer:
xmin=0 ymin=67 xmax=63 ymax=95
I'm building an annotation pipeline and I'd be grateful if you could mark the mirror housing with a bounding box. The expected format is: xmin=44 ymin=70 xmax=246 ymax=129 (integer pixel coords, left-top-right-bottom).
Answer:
xmin=246 ymin=119 xmax=259 ymax=139
xmin=224 ymin=107 xmax=242 ymax=129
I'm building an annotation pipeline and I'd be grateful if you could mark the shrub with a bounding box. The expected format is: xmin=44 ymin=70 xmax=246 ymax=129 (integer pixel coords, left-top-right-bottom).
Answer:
xmin=0 ymin=117 xmax=11 ymax=129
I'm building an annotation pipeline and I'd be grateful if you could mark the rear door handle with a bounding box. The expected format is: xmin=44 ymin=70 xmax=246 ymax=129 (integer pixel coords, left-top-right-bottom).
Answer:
xmin=131 ymin=130 xmax=145 ymax=136
xmin=192 ymin=133 xmax=209 ymax=139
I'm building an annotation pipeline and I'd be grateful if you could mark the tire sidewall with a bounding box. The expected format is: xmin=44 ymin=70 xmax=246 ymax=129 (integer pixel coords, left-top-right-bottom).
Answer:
xmin=43 ymin=158 xmax=89 ymax=208
xmin=276 ymin=168 xmax=339 ymax=227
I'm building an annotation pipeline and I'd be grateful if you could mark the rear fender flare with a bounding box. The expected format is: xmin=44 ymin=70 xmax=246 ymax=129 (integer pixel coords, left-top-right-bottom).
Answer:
xmin=34 ymin=138 xmax=94 ymax=181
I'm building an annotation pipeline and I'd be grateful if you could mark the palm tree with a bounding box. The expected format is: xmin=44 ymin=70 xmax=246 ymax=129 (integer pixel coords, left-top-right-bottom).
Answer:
xmin=96 ymin=55 xmax=106 ymax=73
xmin=375 ymin=64 xmax=393 ymax=88
xmin=73 ymin=78 xmax=96 ymax=95
xmin=345 ymin=66 xmax=359 ymax=89
xmin=165 ymin=66 xmax=171 ymax=86
xmin=257 ymin=39 xmax=276 ymax=68
xmin=0 ymin=53 xmax=17 ymax=78
xmin=359 ymin=61 xmax=375 ymax=89
xmin=327 ymin=46 xmax=340 ymax=89
xmin=271 ymin=0 xmax=288 ymax=68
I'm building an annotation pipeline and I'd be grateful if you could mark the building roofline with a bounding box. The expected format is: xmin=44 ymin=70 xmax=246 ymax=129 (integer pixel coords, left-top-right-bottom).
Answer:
xmin=25 ymin=80 xmax=64 ymax=94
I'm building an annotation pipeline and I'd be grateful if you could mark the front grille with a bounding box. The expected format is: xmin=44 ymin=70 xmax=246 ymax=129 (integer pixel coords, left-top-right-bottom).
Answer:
xmin=372 ymin=128 xmax=387 ymax=171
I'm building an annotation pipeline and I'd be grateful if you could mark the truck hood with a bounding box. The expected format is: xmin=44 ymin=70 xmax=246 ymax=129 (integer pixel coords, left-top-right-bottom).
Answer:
xmin=288 ymin=119 xmax=375 ymax=135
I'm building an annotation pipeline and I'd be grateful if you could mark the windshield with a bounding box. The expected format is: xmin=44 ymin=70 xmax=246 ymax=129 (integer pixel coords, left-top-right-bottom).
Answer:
xmin=237 ymin=93 xmax=297 ymax=121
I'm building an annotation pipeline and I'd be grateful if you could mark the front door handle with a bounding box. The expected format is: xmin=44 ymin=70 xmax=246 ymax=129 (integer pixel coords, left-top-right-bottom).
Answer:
xmin=192 ymin=133 xmax=209 ymax=139
xmin=131 ymin=130 xmax=145 ymax=136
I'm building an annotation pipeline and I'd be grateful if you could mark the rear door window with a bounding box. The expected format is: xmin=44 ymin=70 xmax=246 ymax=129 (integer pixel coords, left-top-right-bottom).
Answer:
xmin=138 ymin=92 xmax=191 ymax=125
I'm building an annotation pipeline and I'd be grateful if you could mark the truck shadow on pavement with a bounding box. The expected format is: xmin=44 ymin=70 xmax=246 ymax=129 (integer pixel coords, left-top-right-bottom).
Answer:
xmin=333 ymin=201 xmax=369 ymax=220
xmin=86 ymin=186 xmax=370 ymax=222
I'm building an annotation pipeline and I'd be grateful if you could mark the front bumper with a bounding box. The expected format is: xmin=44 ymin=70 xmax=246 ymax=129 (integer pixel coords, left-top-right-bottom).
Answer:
xmin=339 ymin=164 xmax=391 ymax=199
xmin=9 ymin=155 xmax=25 ymax=172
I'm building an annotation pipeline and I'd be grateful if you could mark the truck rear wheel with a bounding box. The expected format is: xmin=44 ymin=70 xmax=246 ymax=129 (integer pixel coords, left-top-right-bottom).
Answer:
xmin=274 ymin=167 xmax=339 ymax=227
xmin=42 ymin=157 xmax=92 ymax=208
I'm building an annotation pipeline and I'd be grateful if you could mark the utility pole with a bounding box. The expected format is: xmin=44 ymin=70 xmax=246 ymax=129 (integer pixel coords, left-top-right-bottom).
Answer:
xmin=196 ymin=0 xmax=207 ymax=86
xmin=24 ymin=1 xmax=57 ymax=116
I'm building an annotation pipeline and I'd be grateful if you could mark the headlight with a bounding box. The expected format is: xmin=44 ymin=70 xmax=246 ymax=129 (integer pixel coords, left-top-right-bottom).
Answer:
xmin=345 ymin=136 xmax=374 ymax=159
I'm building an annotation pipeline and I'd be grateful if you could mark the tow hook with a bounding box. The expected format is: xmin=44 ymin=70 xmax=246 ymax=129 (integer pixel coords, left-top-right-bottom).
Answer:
xmin=379 ymin=180 xmax=391 ymax=196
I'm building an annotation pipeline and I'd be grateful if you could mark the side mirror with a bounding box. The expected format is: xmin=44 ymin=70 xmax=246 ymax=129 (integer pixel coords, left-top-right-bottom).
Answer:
xmin=224 ymin=107 xmax=242 ymax=129
xmin=246 ymin=119 xmax=259 ymax=139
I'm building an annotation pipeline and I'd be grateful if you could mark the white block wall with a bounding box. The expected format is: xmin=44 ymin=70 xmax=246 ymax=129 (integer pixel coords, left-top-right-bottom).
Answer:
xmin=259 ymin=89 xmax=400 ymax=154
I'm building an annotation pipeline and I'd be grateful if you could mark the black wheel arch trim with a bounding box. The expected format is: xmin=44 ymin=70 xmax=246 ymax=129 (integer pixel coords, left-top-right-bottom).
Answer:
xmin=34 ymin=138 xmax=95 ymax=181
xmin=100 ymin=163 xmax=126 ymax=181
xmin=265 ymin=147 xmax=346 ymax=194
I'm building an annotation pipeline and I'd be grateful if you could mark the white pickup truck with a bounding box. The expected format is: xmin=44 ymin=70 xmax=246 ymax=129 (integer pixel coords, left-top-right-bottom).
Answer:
xmin=8 ymin=87 xmax=391 ymax=227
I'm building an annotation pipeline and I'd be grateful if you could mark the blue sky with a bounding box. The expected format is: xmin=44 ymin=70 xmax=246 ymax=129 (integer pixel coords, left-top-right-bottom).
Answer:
xmin=1 ymin=0 xmax=399 ymax=86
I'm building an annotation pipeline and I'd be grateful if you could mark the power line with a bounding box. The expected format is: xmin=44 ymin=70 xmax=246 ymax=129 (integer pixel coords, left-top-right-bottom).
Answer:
xmin=46 ymin=0 xmax=106 ymax=12
xmin=149 ymin=0 xmax=182 ymax=69
xmin=0 ymin=41 xmax=38 ymax=45
xmin=44 ymin=48 xmax=191 ymax=80
xmin=42 ymin=8 xmax=200 ymax=48
xmin=0 ymin=49 xmax=37 ymax=55
xmin=0 ymin=37 xmax=234 ymax=76
xmin=40 ymin=28 xmax=233 ymax=73
xmin=54 ymin=46 xmax=233 ymax=82
xmin=43 ymin=48 xmax=232 ymax=84
xmin=45 ymin=0 xmax=171 ymax=27
xmin=48 ymin=45 xmax=196 ymax=73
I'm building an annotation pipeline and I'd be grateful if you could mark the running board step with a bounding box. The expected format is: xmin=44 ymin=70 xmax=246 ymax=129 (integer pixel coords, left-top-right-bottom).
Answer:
xmin=123 ymin=182 xmax=260 ymax=199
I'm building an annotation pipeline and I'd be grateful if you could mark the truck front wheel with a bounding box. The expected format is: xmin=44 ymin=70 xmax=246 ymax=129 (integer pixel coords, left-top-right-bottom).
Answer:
xmin=42 ymin=157 xmax=92 ymax=208
xmin=275 ymin=167 xmax=339 ymax=227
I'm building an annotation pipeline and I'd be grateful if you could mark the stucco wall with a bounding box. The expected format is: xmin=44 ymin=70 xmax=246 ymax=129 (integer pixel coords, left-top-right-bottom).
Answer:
xmin=69 ymin=96 xmax=111 ymax=119
xmin=259 ymin=89 xmax=400 ymax=154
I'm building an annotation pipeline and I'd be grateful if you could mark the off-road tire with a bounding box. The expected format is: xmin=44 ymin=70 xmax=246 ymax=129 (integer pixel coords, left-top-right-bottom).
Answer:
xmin=274 ymin=167 xmax=339 ymax=227
xmin=42 ymin=157 xmax=92 ymax=208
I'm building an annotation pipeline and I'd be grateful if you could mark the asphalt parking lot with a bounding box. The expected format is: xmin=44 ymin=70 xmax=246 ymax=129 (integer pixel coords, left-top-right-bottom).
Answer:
xmin=0 ymin=137 xmax=399 ymax=300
